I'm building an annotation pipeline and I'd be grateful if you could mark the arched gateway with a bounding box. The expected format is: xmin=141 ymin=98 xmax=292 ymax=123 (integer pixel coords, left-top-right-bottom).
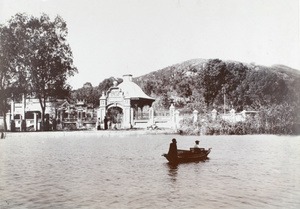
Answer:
xmin=97 ymin=74 xmax=155 ymax=129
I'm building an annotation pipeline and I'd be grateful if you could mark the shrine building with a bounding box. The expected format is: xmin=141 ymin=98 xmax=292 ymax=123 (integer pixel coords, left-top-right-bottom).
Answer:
xmin=98 ymin=74 xmax=155 ymax=129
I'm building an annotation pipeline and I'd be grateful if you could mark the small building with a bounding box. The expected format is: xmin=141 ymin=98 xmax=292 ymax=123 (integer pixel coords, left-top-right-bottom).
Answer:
xmin=3 ymin=74 xmax=156 ymax=131
xmin=6 ymin=95 xmax=68 ymax=131
xmin=98 ymin=74 xmax=155 ymax=129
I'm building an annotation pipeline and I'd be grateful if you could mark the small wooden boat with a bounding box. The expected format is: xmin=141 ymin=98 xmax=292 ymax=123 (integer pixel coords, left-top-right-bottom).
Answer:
xmin=162 ymin=147 xmax=212 ymax=164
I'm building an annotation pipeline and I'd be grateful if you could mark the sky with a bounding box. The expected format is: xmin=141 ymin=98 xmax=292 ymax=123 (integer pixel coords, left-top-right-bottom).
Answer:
xmin=1 ymin=0 xmax=299 ymax=89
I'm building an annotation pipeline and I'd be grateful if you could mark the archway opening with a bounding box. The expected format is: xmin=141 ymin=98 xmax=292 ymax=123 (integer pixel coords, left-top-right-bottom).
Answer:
xmin=107 ymin=106 xmax=123 ymax=129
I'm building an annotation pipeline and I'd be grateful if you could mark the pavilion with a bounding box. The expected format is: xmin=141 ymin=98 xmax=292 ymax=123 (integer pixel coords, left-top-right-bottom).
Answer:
xmin=98 ymin=74 xmax=155 ymax=129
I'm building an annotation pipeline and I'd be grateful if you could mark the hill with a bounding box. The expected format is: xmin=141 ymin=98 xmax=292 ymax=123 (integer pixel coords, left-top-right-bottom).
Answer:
xmin=133 ymin=59 xmax=300 ymax=113
xmin=71 ymin=58 xmax=300 ymax=114
xmin=71 ymin=58 xmax=300 ymax=134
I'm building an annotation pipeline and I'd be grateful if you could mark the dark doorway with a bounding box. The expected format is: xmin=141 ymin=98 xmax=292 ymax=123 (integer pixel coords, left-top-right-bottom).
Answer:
xmin=107 ymin=107 xmax=123 ymax=129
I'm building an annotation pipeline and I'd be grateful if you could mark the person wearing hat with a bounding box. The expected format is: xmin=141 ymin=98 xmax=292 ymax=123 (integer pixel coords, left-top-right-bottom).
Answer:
xmin=194 ymin=140 xmax=200 ymax=148
xmin=168 ymin=138 xmax=178 ymax=162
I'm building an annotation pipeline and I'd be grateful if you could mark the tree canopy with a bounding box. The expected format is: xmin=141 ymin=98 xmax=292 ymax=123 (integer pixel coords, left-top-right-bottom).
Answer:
xmin=0 ymin=13 xmax=77 ymax=130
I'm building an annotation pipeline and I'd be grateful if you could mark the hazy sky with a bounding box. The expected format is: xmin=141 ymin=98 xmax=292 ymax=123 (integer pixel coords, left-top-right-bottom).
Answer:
xmin=1 ymin=0 xmax=299 ymax=89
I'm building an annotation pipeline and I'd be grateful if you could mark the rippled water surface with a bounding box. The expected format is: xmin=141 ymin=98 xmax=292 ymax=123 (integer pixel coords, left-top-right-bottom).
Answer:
xmin=0 ymin=132 xmax=300 ymax=209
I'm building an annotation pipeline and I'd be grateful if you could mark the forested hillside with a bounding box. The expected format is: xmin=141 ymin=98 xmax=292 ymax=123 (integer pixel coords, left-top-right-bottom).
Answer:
xmin=71 ymin=58 xmax=300 ymax=134
xmin=134 ymin=59 xmax=300 ymax=114
xmin=133 ymin=58 xmax=300 ymax=135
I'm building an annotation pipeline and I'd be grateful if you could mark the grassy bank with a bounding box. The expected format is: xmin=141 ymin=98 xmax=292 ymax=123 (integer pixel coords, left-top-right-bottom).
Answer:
xmin=178 ymin=113 xmax=299 ymax=136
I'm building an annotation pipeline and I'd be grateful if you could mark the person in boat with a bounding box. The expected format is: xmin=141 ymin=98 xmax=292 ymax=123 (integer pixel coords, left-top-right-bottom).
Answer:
xmin=168 ymin=138 xmax=178 ymax=162
xmin=194 ymin=140 xmax=200 ymax=148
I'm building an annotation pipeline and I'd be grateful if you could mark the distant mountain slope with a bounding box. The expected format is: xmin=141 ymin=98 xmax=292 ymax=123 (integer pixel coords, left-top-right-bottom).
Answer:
xmin=133 ymin=58 xmax=300 ymax=112
xmin=135 ymin=59 xmax=207 ymax=81
xmin=270 ymin=64 xmax=300 ymax=77
xmin=71 ymin=58 xmax=300 ymax=115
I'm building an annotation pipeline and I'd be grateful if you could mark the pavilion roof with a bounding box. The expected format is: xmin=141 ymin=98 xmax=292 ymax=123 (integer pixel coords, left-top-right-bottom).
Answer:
xmin=118 ymin=74 xmax=155 ymax=101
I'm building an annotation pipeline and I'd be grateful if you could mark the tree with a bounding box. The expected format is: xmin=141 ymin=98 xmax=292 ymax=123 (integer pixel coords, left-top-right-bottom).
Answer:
xmin=98 ymin=77 xmax=122 ymax=94
xmin=199 ymin=59 xmax=228 ymax=107
xmin=141 ymin=80 xmax=155 ymax=96
xmin=5 ymin=13 xmax=77 ymax=130
xmin=0 ymin=25 xmax=14 ymax=131
xmin=221 ymin=62 xmax=250 ymax=111
xmin=0 ymin=18 xmax=29 ymax=131
xmin=241 ymin=69 xmax=288 ymax=110
xmin=71 ymin=83 xmax=100 ymax=108
xmin=176 ymin=80 xmax=192 ymax=98
xmin=161 ymin=92 xmax=171 ymax=109
xmin=83 ymin=82 xmax=93 ymax=89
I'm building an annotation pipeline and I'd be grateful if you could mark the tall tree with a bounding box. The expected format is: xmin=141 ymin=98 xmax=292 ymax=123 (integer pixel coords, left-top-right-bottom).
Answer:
xmin=5 ymin=13 xmax=77 ymax=130
xmin=199 ymin=59 xmax=228 ymax=107
xmin=72 ymin=82 xmax=100 ymax=108
xmin=0 ymin=25 xmax=13 ymax=131
xmin=0 ymin=18 xmax=29 ymax=131
xmin=98 ymin=77 xmax=122 ymax=94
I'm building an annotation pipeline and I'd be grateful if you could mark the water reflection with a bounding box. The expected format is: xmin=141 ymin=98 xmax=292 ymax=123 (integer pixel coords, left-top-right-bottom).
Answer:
xmin=165 ymin=157 xmax=210 ymax=183
xmin=166 ymin=163 xmax=178 ymax=182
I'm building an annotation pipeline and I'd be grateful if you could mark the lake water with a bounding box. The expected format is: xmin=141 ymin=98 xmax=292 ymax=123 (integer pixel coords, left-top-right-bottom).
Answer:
xmin=0 ymin=132 xmax=300 ymax=209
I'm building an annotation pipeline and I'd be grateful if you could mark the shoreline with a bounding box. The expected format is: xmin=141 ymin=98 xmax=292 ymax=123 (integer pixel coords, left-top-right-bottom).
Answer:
xmin=2 ymin=128 xmax=178 ymax=138
xmin=2 ymin=130 xmax=298 ymax=139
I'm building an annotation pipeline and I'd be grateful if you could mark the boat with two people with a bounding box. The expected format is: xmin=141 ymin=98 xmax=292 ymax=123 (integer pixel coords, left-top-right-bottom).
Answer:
xmin=162 ymin=139 xmax=211 ymax=164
